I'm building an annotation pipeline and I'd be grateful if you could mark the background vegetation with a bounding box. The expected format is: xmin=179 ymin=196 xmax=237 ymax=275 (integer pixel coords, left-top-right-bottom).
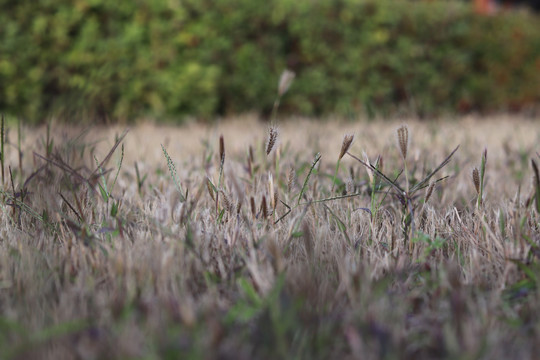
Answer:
xmin=1 ymin=0 xmax=539 ymax=123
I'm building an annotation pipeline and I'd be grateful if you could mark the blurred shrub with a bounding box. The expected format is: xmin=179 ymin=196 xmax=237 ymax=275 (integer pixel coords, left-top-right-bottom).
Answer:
xmin=0 ymin=0 xmax=539 ymax=122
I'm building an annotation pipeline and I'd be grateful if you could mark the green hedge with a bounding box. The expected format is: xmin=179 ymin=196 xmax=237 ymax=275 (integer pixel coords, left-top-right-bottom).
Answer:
xmin=1 ymin=0 xmax=539 ymax=122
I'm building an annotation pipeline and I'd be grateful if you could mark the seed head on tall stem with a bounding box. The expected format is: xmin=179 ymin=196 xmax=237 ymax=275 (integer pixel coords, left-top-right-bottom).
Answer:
xmin=266 ymin=126 xmax=279 ymax=156
xmin=332 ymin=134 xmax=354 ymax=192
xmin=397 ymin=125 xmax=410 ymax=193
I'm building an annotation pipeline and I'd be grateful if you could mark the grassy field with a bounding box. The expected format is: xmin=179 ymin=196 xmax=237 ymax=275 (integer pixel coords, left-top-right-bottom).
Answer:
xmin=1 ymin=115 xmax=540 ymax=359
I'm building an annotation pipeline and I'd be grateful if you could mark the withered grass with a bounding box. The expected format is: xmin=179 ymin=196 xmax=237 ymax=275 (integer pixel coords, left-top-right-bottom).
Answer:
xmin=1 ymin=116 xmax=540 ymax=360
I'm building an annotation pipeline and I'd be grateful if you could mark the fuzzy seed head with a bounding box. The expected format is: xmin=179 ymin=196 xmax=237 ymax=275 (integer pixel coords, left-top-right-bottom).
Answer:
xmin=339 ymin=134 xmax=354 ymax=161
xmin=206 ymin=178 xmax=215 ymax=201
xmin=236 ymin=201 xmax=242 ymax=215
xmin=221 ymin=190 xmax=233 ymax=212
xmin=472 ymin=168 xmax=480 ymax=194
xmin=278 ymin=69 xmax=296 ymax=97
xmin=261 ymin=196 xmax=268 ymax=219
xmin=287 ymin=167 xmax=296 ymax=193
xmin=396 ymin=125 xmax=409 ymax=159
xmin=266 ymin=126 xmax=279 ymax=155
xmin=346 ymin=177 xmax=354 ymax=195
xmin=250 ymin=196 xmax=256 ymax=218
xmin=219 ymin=135 xmax=225 ymax=165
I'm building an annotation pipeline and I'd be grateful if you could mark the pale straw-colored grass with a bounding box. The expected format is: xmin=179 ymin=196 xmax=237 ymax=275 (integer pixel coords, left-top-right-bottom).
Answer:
xmin=1 ymin=114 xmax=539 ymax=359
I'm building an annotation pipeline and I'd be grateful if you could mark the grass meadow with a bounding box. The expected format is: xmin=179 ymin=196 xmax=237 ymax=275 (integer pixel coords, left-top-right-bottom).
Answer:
xmin=1 ymin=115 xmax=540 ymax=359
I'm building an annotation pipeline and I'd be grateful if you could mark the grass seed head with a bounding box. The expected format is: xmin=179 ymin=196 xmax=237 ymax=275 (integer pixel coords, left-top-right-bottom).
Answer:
xmin=472 ymin=168 xmax=480 ymax=194
xmin=206 ymin=178 xmax=215 ymax=201
xmin=236 ymin=201 xmax=242 ymax=215
xmin=339 ymin=134 xmax=354 ymax=161
xmin=425 ymin=181 xmax=435 ymax=203
xmin=266 ymin=126 xmax=279 ymax=156
xmin=220 ymin=190 xmax=233 ymax=213
xmin=261 ymin=195 xmax=268 ymax=219
xmin=287 ymin=167 xmax=296 ymax=193
xmin=397 ymin=125 xmax=409 ymax=159
xmin=219 ymin=135 xmax=225 ymax=166
xmin=278 ymin=69 xmax=296 ymax=97
xmin=346 ymin=177 xmax=354 ymax=195
xmin=250 ymin=196 xmax=256 ymax=218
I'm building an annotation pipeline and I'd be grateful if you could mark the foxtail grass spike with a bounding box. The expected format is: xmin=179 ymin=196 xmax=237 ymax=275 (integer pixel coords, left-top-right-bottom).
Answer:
xmin=472 ymin=168 xmax=480 ymax=195
xmin=339 ymin=134 xmax=354 ymax=161
xmin=266 ymin=126 xmax=278 ymax=156
xmin=397 ymin=125 xmax=409 ymax=160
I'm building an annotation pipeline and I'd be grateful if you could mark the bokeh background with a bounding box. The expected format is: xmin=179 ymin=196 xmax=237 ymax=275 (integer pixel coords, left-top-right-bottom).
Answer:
xmin=1 ymin=0 xmax=539 ymax=124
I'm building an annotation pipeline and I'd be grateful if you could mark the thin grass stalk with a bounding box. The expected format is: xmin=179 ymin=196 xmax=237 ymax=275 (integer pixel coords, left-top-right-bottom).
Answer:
xmin=476 ymin=148 xmax=487 ymax=209
xmin=9 ymin=166 xmax=16 ymax=220
xmin=297 ymin=153 xmax=321 ymax=205
xmin=368 ymin=156 xmax=381 ymax=245
xmin=17 ymin=118 xmax=22 ymax=181
xmin=397 ymin=125 xmax=409 ymax=193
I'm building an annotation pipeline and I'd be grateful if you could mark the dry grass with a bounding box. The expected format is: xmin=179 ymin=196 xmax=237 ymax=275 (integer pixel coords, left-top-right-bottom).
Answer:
xmin=1 ymin=115 xmax=540 ymax=359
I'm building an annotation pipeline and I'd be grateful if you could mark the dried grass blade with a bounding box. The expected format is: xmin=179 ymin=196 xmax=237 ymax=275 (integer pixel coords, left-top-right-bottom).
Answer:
xmin=411 ymin=145 xmax=459 ymax=193
xmin=297 ymin=153 xmax=321 ymax=205
xmin=33 ymin=152 xmax=91 ymax=187
xmin=347 ymin=151 xmax=404 ymax=194
xmin=89 ymin=129 xmax=128 ymax=179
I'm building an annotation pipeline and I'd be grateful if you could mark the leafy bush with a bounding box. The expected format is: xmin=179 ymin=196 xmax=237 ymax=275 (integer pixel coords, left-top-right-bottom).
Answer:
xmin=0 ymin=0 xmax=539 ymax=123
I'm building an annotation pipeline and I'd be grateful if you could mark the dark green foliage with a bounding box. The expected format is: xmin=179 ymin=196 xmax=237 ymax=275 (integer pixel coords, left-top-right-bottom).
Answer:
xmin=1 ymin=0 xmax=539 ymax=123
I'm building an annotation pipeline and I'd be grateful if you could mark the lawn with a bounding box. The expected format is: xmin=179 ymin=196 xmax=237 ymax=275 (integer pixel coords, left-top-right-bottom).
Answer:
xmin=1 ymin=115 xmax=539 ymax=359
